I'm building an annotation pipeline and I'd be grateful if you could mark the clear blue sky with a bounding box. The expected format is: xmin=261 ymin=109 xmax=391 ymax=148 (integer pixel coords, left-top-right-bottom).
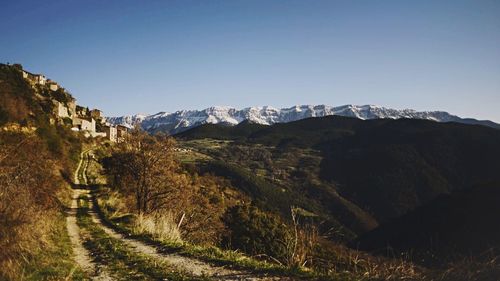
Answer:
xmin=1 ymin=1 xmax=499 ymax=121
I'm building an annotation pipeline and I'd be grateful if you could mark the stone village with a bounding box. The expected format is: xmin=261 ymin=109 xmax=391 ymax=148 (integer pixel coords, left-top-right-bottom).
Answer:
xmin=20 ymin=66 xmax=127 ymax=142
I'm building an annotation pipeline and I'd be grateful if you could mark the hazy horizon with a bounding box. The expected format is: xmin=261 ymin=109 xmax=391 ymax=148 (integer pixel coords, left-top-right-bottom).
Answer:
xmin=2 ymin=1 xmax=499 ymax=122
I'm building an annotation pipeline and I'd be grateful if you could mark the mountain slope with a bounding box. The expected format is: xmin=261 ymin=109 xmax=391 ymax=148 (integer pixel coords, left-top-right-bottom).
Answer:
xmin=177 ymin=116 xmax=500 ymax=232
xmin=317 ymin=118 xmax=500 ymax=222
xmin=354 ymin=183 xmax=500 ymax=264
xmin=107 ymin=104 xmax=500 ymax=134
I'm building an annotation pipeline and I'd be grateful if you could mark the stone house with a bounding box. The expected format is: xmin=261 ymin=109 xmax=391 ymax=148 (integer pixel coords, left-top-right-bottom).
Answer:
xmin=67 ymin=99 xmax=77 ymax=117
xmin=73 ymin=117 xmax=96 ymax=132
xmin=22 ymin=70 xmax=46 ymax=85
xmin=103 ymin=125 xmax=117 ymax=142
xmin=116 ymin=125 xmax=129 ymax=141
xmin=47 ymin=80 xmax=59 ymax=91
xmin=55 ymin=101 xmax=70 ymax=118
xmin=54 ymin=98 xmax=77 ymax=120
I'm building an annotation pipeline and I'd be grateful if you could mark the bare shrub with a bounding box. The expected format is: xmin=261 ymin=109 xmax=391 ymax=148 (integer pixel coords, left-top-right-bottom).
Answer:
xmin=222 ymin=204 xmax=320 ymax=267
xmin=0 ymin=134 xmax=61 ymax=279
xmin=179 ymin=175 xmax=226 ymax=245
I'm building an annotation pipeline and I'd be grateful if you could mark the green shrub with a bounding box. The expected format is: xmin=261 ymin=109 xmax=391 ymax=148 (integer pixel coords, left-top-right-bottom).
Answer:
xmin=222 ymin=204 xmax=291 ymax=263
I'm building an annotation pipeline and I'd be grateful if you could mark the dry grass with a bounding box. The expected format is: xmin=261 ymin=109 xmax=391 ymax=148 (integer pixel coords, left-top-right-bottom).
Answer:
xmin=97 ymin=191 xmax=128 ymax=218
xmin=358 ymin=257 xmax=421 ymax=280
xmin=0 ymin=205 xmax=61 ymax=279
xmin=430 ymin=252 xmax=500 ymax=281
xmin=132 ymin=212 xmax=183 ymax=243
xmin=311 ymin=239 xmax=424 ymax=280
xmin=313 ymin=240 xmax=500 ymax=281
xmin=99 ymin=189 xmax=182 ymax=244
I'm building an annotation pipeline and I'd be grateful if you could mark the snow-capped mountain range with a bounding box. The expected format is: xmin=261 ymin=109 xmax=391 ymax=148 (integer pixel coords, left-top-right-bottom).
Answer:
xmin=106 ymin=104 xmax=500 ymax=135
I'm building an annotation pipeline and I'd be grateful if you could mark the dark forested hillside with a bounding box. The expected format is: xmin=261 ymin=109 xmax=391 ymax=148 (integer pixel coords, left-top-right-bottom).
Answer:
xmin=176 ymin=116 xmax=500 ymax=260
xmin=354 ymin=183 xmax=500 ymax=264
xmin=179 ymin=117 xmax=500 ymax=220
xmin=318 ymin=118 xmax=500 ymax=222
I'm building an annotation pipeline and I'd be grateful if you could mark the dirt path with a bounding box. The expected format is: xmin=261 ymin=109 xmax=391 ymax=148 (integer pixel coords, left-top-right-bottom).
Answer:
xmin=86 ymin=196 xmax=268 ymax=280
xmin=66 ymin=151 xmax=113 ymax=280
xmin=77 ymin=150 xmax=288 ymax=281
xmin=66 ymin=189 xmax=94 ymax=273
xmin=72 ymin=151 xmax=292 ymax=281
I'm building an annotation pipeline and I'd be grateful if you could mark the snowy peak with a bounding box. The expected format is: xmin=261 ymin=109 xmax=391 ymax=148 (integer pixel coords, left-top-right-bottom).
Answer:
xmin=105 ymin=114 xmax=147 ymax=129
xmin=106 ymin=105 xmax=500 ymax=134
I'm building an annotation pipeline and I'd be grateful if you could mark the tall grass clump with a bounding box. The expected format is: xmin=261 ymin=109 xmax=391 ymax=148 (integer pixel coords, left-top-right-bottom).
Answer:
xmin=133 ymin=212 xmax=182 ymax=243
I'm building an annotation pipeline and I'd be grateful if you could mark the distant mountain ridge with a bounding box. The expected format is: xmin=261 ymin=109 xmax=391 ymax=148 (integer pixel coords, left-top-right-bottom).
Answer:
xmin=106 ymin=114 xmax=147 ymax=129
xmin=106 ymin=104 xmax=500 ymax=134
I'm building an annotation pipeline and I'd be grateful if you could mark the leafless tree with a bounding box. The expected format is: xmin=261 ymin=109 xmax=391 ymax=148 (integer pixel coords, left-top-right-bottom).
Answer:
xmin=108 ymin=129 xmax=189 ymax=214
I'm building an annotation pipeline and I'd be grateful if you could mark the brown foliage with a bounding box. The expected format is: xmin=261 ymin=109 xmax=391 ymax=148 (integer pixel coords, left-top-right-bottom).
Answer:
xmin=181 ymin=174 xmax=226 ymax=244
xmin=105 ymin=129 xmax=186 ymax=214
xmin=0 ymin=95 xmax=30 ymax=123
xmin=0 ymin=64 xmax=33 ymax=124
xmin=104 ymin=130 xmax=226 ymax=244
xmin=0 ymin=133 xmax=62 ymax=279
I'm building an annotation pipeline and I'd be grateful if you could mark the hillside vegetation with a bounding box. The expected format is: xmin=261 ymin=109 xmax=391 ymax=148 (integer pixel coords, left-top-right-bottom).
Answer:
xmin=0 ymin=64 xmax=73 ymax=127
xmin=0 ymin=64 xmax=84 ymax=280
xmin=355 ymin=183 xmax=500 ymax=263
xmin=176 ymin=116 xmax=500 ymax=269
xmin=95 ymin=130 xmax=424 ymax=280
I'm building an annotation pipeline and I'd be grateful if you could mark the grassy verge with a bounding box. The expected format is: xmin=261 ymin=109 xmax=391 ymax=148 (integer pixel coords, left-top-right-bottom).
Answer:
xmin=95 ymin=188 xmax=344 ymax=281
xmin=76 ymin=194 xmax=207 ymax=281
xmin=21 ymin=211 xmax=87 ymax=281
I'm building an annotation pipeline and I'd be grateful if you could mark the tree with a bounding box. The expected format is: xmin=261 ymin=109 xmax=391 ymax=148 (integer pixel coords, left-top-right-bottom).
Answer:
xmin=104 ymin=129 xmax=188 ymax=214
xmin=103 ymin=129 xmax=230 ymax=244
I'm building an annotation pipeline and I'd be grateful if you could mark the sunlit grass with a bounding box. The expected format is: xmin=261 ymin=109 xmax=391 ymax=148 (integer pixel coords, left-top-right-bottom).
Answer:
xmin=21 ymin=212 xmax=87 ymax=281
xmin=76 ymin=194 xmax=206 ymax=281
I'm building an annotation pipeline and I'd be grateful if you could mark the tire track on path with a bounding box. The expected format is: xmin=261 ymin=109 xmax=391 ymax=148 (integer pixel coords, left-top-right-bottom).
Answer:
xmin=66 ymin=150 xmax=113 ymax=280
